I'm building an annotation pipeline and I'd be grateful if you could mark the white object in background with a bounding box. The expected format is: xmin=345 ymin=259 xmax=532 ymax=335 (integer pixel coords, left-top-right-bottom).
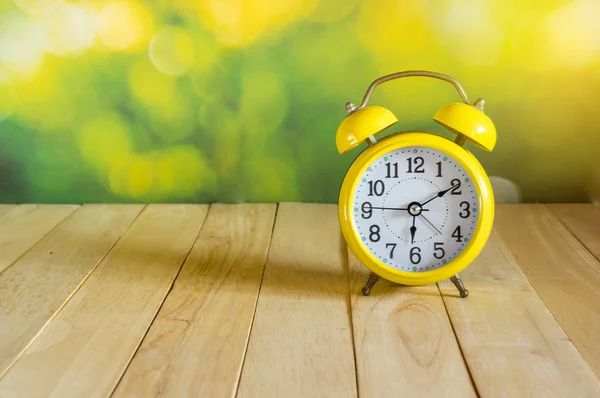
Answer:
xmin=489 ymin=176 xmax=521 ymax=203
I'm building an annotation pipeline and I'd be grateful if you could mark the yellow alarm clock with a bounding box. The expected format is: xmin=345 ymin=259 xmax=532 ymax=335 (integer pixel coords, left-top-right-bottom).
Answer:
xmin=337 ymin=71 xmax=496 ymax=298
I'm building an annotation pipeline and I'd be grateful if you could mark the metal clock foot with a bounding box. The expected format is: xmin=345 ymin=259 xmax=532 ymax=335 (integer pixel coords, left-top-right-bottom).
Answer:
xmin=361 ymin=273 xmax=380 ymax=296
xmin=450 ymin=274 xmax=469 ymax=298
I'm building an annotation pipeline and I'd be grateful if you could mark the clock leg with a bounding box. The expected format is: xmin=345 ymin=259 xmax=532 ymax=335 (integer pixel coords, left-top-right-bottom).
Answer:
xmin=450 ymin=274 xmax=469 ymax=298
xmin=361 ymin=273 xmax=380 ymax=296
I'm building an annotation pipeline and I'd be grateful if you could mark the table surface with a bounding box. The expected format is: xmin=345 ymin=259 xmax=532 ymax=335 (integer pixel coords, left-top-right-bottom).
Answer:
xmin=0 ymin=203 xmax=598 ymax=397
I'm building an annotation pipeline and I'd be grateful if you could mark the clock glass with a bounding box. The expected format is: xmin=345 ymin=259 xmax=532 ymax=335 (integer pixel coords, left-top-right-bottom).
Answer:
xmin=352 ymin=146 xmax=479 ymax=272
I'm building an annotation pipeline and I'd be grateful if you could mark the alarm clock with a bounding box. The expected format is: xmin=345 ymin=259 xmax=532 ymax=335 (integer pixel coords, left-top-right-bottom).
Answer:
xmin=336 ymin=71 xmax=496 ymax=298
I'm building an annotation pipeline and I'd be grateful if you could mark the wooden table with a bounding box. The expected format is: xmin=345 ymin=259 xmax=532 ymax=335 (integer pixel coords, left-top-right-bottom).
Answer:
xmin=0 ymin=203 xmax=598 ymax=397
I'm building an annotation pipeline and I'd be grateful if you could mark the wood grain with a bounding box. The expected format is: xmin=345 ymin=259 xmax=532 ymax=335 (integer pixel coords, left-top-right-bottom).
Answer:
xmin=113 ymin=204 xmax=276 ymax=398
xmin=0 ymin=205 xmax=16 ymax=219
xmin=548 ymin=204 xmax=600 ymax=260
xmin=439 ymin=229 xmax=600 ymax=397
xmin=0 ymin=205 xmax=208 ymax=398
xmin=348 ymin=251 xmax=475 ymax=397
xmin=494 ymin=204 xmax=600 ymax=377
xmin=237 ymin=203 xmax=357 ymax=398
xmin=0 ymin=204 xmax=143 ymax=376
xmin=0 ymin=205 xmax=78 ymax=274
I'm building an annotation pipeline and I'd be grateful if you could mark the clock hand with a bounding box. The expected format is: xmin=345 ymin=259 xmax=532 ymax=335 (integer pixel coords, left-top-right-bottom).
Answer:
xmin=420 ymin=181 xmax=459 ymax=207
xmin=410 ymin=216 xmax=417 ymax=244
xmin=420 ymin=213 xmax=442 ymax=235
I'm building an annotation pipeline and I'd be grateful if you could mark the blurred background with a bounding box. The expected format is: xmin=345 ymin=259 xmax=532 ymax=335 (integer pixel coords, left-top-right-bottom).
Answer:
xmin=0 ymin=0 xmax=598 ymax=204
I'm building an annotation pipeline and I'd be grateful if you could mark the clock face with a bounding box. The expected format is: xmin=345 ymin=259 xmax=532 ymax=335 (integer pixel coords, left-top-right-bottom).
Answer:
xmin=352 ymin=146 xmax=479 ymax=272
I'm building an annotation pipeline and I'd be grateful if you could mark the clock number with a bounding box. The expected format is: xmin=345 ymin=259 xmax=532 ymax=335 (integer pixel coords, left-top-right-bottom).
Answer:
xmin=433 ymin=242 xmax=445 ymax=259
xmin=459 ymin=201 xmax=470 ymax=218
xmin=361 ymin=202 xmax=372 ymax=219
xmin=385 ymin=162 xmax=399 ymax=178
xmin=368 ymin=180 xmax=385 ymax=196
xmin=451 ymin=226 xmax=463 ymax=242
xmin=436 ymin=161 xmax=442 ymax=177
xmin=409 ymin=247 xmax=421 ymax=264
xmin=450 ymin=179 xmax=462 ymax=195
xmin=386 ymin=243 xmax=397 ymax=259
xmin=369 ymin=225 xmax=380 ymax=242
xmin=406 ymin=157 xmax=425 ymax=173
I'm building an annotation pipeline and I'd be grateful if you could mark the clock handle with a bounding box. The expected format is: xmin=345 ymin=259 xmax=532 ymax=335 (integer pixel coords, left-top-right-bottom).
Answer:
xmin=356 ymin=70 xmax=471 ymax=111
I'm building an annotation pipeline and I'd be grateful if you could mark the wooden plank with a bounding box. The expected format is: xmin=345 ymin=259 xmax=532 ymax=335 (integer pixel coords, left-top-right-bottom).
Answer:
xmin=0 ymin=204 xmax=144 ymax=376
xmin=0 ymin=205 xmax=208 ymax=398
xmin=494 ymin=204 xmax=600 ymax=377
xmin=0 ymin=205 xmax=78 ymax=274
xmin=0 ymin=205 xmax=16 ymax=219
xmin=112 ymin=204 xmax=276 ymax=398
xmin=348 ymin=250 xmax=476 ymax=397
xmin=237 ymin=203 xmax=357 ymax=398
xmin=548 ymin=204 xmax=600 ymax=260
xmin=439 ymin=228 xmax=600 ymax=396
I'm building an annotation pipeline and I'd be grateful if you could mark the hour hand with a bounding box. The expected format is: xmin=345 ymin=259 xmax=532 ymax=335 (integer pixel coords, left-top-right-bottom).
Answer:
xmin=410 ymin=216 xmax=416 ymax=244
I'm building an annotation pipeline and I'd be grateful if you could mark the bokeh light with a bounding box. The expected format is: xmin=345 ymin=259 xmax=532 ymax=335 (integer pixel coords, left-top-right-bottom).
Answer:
xmin=129 ymin=60 xmax=176 ymax=107
xmin=0 ymin=10 xmax=45 ymax=79
xmin=79 ymin=114 xmax=132 ymax=173
xmin=109 ymin=154 xmax=154 ymax=199
xmin=543 ymin=0 xmax=600 ymax=68
xmin=149 ymin=27 xmax=195 ymax=76
xmin=95 ymin=0 xmax=153 ymax=51
xmin=431 ymin=1 xmax=504 ymax=66
xmin=39 ymin=2 xmax=95 ymax=57
xmin=196 ymin=0 xmax=317 ymax=47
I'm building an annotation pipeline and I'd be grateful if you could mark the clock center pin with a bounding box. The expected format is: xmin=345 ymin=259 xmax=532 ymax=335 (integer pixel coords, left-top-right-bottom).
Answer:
xmin=408 ymin=202 xmax=423 ymax=216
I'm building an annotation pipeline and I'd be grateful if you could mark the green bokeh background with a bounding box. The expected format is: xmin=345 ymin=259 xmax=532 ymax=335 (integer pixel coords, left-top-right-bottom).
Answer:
xmin=1 ymin=0 xmax=599 ymax=204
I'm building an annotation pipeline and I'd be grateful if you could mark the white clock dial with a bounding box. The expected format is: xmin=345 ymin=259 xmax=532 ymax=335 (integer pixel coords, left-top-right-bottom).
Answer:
xmin=352 ymin=146 xmax=479 ymax=272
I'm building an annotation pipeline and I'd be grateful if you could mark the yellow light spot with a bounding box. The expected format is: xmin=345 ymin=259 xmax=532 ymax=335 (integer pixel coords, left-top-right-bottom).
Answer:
xmin=39 ymin=2 xmax=95 ymax=57
xmin=129 ymin=60 xmax=175 ymax=108
xmin=149 ymin=27 xmax=195 ymax=76
xmin=128 ymin=156 xmax=154 ymax=198
xmin=0 ymin=11 xmax=45 ymax=80
xmin=95 ymin=0 xmax=153 ymax=52
xmin=197 ymin=0 xmax=317 ymax=47
xmin=356 ymin=0 xmax=428 ymax=53
xmin=79 ymin=114 xmax=132 ymax=172
xmin=544 ymin=1 xmax=600 ymax=68
xmin=152 ymin=152 xmax=174 ymax=193
xmin=108 ymin=154 xmax=133 ymax=197
xmin=509 ymin=12 xmax=549 ymax=72
xmin=167 ymin=146 xmax=207 ymax=196
xmin=431 ymin=2 xmax=504 ymax=66
xmin=109 ymin=154 xmax=157 ymax=199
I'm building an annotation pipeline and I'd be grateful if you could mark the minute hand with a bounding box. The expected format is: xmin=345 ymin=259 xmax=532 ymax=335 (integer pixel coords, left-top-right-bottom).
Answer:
xmin=420 ymin=183 xmax=458 ymax=207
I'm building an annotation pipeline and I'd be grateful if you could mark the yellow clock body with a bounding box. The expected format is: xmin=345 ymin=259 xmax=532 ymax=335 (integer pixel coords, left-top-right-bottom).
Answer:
xmin=336 ymin=70 xmax=497 ymax=294
xmin=338 ymin=131 xmax=494 ymax=285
